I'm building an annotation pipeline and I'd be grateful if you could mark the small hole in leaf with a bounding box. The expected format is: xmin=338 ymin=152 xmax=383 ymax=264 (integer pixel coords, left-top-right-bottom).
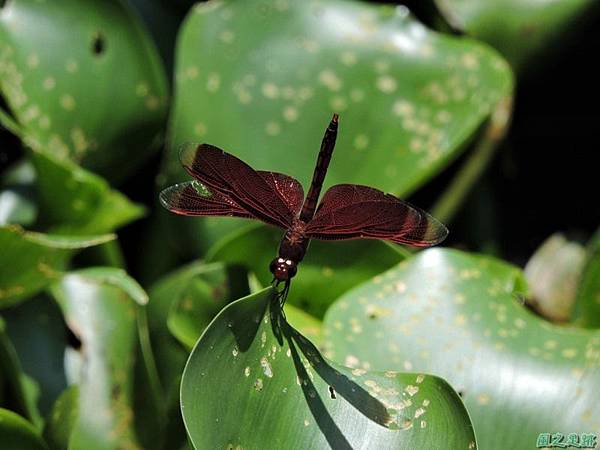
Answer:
xmin=91 ymin=31 xmax=106 ymax=56
xmin=329 ymin=386 xmax=337 ymax=399
xmin=66 ymin=327 xmax=82 ymax=350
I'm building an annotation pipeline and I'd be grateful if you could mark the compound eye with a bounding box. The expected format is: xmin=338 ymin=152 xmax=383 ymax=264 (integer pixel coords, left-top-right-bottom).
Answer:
xmin=288 ymin=264 xmax=297 ymax=277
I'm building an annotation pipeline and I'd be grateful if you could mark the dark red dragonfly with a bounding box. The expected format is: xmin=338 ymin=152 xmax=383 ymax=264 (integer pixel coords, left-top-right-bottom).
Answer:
xmin=160 ymin=114 xmax=448 ymax=298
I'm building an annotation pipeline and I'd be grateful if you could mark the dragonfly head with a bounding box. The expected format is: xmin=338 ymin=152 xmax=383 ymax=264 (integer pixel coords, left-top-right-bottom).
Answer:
xmin=270 ymin=257 xmax=297 ymax=282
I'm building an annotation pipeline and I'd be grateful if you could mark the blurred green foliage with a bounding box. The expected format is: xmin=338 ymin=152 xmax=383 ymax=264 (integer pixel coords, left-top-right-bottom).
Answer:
xmin=0 ymin=0 xmax=598 ymax=448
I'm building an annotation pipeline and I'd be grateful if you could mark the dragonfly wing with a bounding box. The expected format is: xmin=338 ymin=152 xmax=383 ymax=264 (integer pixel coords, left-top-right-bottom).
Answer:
xmin=179 ymin=143 xmax=300 ymax=228
xmin=257 ymin=171 xmax=304 ymax=217
xmin=305 ymin=184 xmax=448 ymax=247
xmin=159 ymin=181 xmax=254 ymax=218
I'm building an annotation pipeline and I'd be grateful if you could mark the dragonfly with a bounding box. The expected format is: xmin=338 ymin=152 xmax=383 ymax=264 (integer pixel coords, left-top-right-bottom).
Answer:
xmin=160 ymin=114 xmax=448 ymax=300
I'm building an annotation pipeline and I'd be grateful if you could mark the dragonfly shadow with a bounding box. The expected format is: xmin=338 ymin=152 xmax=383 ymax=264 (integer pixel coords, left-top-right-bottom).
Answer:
xmin=270 ymin=298 xmax=395 ymax=449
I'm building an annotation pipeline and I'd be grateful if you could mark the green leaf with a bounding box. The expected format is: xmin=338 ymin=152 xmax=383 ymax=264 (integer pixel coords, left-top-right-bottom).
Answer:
xmin=523 ymin=233 xmax=587 ymax=322
xmin=0 ymin=316 xmax=43 ymax=428
xmin=0 ymin=226 xmax=114 ymax=308
xmin=163 ymin=261 xmax=324 ymax=349
xmin=207 ymin=223 xmax=405 ymax=317
xmin=181 ymin=288 xmax=476 ymax=449
xmin=323 ymin=248 xmax=600 ymax=450
xmin=434 ymin=0 xmax=598 ymax=72
xmin=0 ymin=408 xmax=48 ymax=450
xmin=283 ymin=303 xmax=323 ymax=348
xmin=163 ymin=0 xmax=513 ymax=252
xmin=0 ymin=0 xmax=168 ymax=182
xmin=0 ymin=189 xmax=36 ymax=226
xmin=145 ymin=262 xmax=211 ymax=450
xmin=0 ymin=160 xmax=37 ymax=227
xmin=166 ymin=262 xmax=249 ymax=350
xmin=2 ymin=295 xmax=68 ymax=415
xmin=30 ymin=150 xmax=145 ymax=235
xmin=572 ymin=228 xmax=600 ymax=328
xmin=43 ymin=386 xmax=79 ymax=450
xmin=50 ymin=268 xmax=147 ymax=450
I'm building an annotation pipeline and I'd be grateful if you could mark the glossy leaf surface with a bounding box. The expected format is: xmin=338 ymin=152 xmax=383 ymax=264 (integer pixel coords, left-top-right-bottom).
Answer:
xmin=163 ymin=0 xmax=513 ymax=253
xmin=51 ymin=268 xmax=147 ymax=450
xmin=435 ymin=0 xmax=598 ymax=71
xmin=30 ymin=150 xmax=145 ymax=235
xmin=323 ymin=248 xmax=600 ymax=449
xmin=181 ymin=288 xmax=476 ymax=449
xmin=0 ymin=226 xmax=114 ymax=308
xmin=0 ymin=0 xmax=168 ymax=182
xmin=0 ymin=408 xmax=47 ymax=450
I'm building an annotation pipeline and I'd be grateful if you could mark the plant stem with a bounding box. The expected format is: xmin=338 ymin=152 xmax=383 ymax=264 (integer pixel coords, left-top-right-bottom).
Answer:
xmin=431 ymin=95 xmax=513 ymax=224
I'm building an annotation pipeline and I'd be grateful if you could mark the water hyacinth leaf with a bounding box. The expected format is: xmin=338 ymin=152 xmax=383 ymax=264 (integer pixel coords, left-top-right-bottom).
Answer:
xmin=2 ymin=295 xmax=68 ymax=416
xmin=164 ymin=0 xmax=513 ymax=253
xmin=283 ymin=303 xmax=323 ymax=347
xmin=180 ymin=288 xmax=476 ymax=449
xmin=30 ymin=150 xmax=145 ymax=235
xmin=50 ymin=268 xmax=148 ymax=450
xmin=0 ymin=189 xmax=36 ymax=226
xmin=147 ymin=261 xmax=203 ymax=394
xmin=146 ymin=261 xmax=240 ymax=450
xmin=523 ymin=233 xmax=587 ymax=322
xmin=207 ymin=224 xmax=405 ymax=317
xmin=323 ymin=249 xmax=600 ymax=450
xmin=167 ymin=277 xmax=324 ymax=350
xmin=0 ymin=408 xmax=48 ymax=450
xmin=0 ymin=160 xmax=37 ymax=227
xmin=434 ymin=0 xmax=598 ymax=72
xmin=43 ymin=386 xmax=79 ymax=450
xmin=0 ymin=226 xmax=114 ymax=308
xmin=0 ymin=316 xmax=42 ymax=427
xmin=572 ymin=228 xmax=600 ymax=328
xmin=0 ymin=0 xmax=168 ymax=182
xmin=166 ymin=262 xmax=248 ymax=350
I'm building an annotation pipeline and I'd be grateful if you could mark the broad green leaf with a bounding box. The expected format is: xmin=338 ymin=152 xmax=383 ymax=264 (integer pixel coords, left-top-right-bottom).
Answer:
xmin=133 ymin=306 xmax=165 ymax=450
xmin=572 ymin=228 xmax=600 ymax=328
xmin=164 ymin=263 xmax=324 ymax=348
xmin=0 ymin=316 xmax=43 ymax=428
xmin=0 ymin=408 xmax=48 ymax=450
xmin=50 ymin=268 xmax=147 ymax=450
xmin=166 ymin=262 xmax=249 ymax=350
xmin=163 ymin=0 xmax=513 ymax=252
xmin=0 ymin=0 xmax=168 ymax=182
xmin=30 ymin=150 xmax=144 ymax=235
xmin=181 ymin=288 xmax=476 ymax=449
xmin=2 ymin=295 xmax=68 ymax=415
xmin=323 ymin=248 xmax=600 ymax=450
xmin=146 ymin=262 xmax=220 ymax=450
xmin=207 ymin=223 xmax=406 ymax=317
xmin=0 ymin=160 xmax=37 ymax=226
xmin=43 ymin=386 xmax=79 ymax=450
xmin=0 ymin=226 xmax=114 ymax=308
xmin=283 ymin=303 xmax=323 ymax=347
xmin=0 ymin=189 xmax=36 ymax=226
xmin=523 ymin=233 xmax=587 ymax=322
xmin=434 ymin=0 xmax=598 ymax=72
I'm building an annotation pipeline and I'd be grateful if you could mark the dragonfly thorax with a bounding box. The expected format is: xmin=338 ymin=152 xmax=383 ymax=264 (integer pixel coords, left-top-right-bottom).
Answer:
xmin=270 ymin=257 xmax=298 ymax=282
